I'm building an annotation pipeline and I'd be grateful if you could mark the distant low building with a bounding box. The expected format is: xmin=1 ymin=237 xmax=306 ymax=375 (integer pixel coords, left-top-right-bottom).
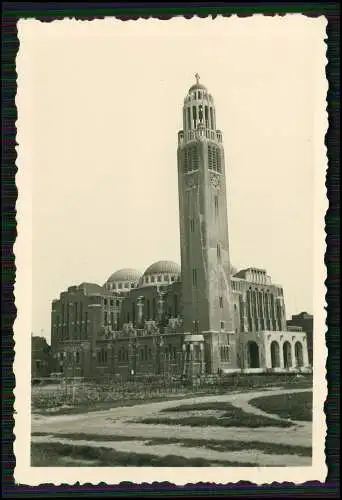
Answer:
xmin=31 ymin=336 xmax=52 ymax=378
xmin=287 ymin=312 xmax=313 ymax=365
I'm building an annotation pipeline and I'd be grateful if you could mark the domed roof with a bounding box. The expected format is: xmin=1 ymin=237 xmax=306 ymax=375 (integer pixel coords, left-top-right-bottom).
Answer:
xmin=188 ymin=73 xmax=208 ymax=93
xmin=107 ymin=268 xmax=142 ymax=283
xmin=143 ymin=260 xmax=181 ymax=277
xmin=189 ymin=83 xmax=207 ymax=93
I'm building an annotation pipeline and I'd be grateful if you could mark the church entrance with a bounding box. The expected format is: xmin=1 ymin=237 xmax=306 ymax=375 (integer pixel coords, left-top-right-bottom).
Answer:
xmin=247 ymin=341 xmax=260 ymax=368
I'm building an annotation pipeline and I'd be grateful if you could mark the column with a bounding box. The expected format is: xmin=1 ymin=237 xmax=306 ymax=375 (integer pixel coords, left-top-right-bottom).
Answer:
xmin=248 ymin=292 xmax=253 ymax=331
xmin=137 ymin=296 xmax=144 ymax=328
xmin=157 ymin=291 xmax=165 ymax=324
xmin=182 ymin=343 xmax=187 ymax=376
xmin=268 ymin=294 xmax=274 ymax=330
xmin=261 ymin=291 xmax=267 ymax=330
xmin=200 ymin=342 xmax=205 ymax=374
xmin=242 ymin=298 xmax=248 ymax=332
xmin=302 ymin=338 xmax=310 ymax=367
xmin=255 ymin=291 xmax=260 ymax=331
xmin=291 ymin=341 xmax=297 ymax=369
xmin=273 ymin=297 xmax=279 ymax=331
xmin=279 ymin=342 xmax=284 ymax=369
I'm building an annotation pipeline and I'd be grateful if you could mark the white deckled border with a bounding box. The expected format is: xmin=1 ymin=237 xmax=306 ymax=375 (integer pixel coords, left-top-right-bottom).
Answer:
xmin=14 ymin=14 xmax=328 ymax=486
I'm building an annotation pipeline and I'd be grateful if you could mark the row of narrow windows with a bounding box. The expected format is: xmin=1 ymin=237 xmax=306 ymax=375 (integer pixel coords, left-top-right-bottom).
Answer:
xmin=182 ymin=146 xmax=222 ymax=174
xmin=183 ymin=146 xmax=200 ymax=173
xmin=143 ymin=274 xmax=178 ymax=284
xmin=104 ymin=298 xmax=120 ymax=307
xmin=53 ymin=311 xmax=89 ymax=339
xmin=125 ymin=295 xmax=180 ymax=325
xmin=57 ymin=300 xmax=119 ymax=321
xmin=101 ymin=345 xmax=180 ymax=364
xmin=103 ymin=311 xmax=120 ymax=327
xmin=220 ymin=345 xmax=231 ymax=362
xmin=185 ymin=105 xmax=215 ymax=130
xmin=208 ymin=145 xmax=222 ymax=173
xmin=108 ymin=282 xmax=136 ymax=290
xmin=186 ymin=90 xmax=209 ymax=101
xmin=57 ymin=351 xmax=81 ymax=364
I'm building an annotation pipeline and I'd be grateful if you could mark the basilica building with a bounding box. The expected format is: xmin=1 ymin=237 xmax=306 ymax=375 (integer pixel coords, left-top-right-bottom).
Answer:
xmin=50 ymin=77 xmax=310 ymax=380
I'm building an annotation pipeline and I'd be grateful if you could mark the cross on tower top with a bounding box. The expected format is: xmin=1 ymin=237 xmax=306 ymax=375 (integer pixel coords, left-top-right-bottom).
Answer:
xmin=195 ymin=73 xmax=200 ymax=85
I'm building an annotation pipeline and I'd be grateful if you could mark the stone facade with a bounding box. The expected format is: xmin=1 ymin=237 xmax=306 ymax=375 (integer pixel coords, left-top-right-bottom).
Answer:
xmin=31 ymin=336 xmax=52 ymax=378
xmin=287 ymin=312 xmax=313 ymax=366
xmin=49 ymin=77 xmax=311 ymax=380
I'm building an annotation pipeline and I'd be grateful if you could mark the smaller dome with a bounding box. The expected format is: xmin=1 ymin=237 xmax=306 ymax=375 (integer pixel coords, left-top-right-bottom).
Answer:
xmin=143 ymin=260 xmax=181 ymax=277
xmin=188 ymin=83 xmax=207 ymax=93
xmin=188 ymin=73 xmax=207 ymax=94
xmin=107 ymin=268 xmax=142 ymax=283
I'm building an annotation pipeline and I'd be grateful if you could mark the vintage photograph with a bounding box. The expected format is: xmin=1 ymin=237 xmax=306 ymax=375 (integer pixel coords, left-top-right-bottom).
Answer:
xmin=15 ymin=15 xmax=327 ymax=484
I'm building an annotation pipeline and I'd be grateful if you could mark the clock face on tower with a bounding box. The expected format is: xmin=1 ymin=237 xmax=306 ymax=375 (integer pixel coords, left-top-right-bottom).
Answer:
xmin=209 ymin=172 xmax=221 ymax=189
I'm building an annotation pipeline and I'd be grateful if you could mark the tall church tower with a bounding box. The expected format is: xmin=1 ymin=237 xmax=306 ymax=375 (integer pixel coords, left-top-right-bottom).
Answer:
xmin=177 ymin=75 xmax=237 ymax=374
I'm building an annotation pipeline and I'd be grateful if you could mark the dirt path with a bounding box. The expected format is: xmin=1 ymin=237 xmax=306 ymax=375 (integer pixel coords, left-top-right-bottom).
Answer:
xmin=31 ymin=387 xmax=312 ymax=449
xmin=32 ymin=435 xmax=311 ymax=467
xmin=32 ymin=387 xmax=310 ymax=426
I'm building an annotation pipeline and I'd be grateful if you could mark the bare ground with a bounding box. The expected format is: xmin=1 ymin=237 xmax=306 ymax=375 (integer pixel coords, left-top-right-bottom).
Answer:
xmin=31 ymin=387 xmax=312 ymax=466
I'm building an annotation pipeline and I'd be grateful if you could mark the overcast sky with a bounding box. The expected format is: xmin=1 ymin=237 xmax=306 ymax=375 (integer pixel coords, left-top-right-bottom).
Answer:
xmin=17 ymin=16 xmax=326 ymax=342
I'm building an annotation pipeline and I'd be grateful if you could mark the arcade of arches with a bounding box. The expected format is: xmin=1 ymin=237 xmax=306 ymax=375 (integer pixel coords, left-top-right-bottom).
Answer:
xmin=244 ymin=338 xmax=306 ymax=370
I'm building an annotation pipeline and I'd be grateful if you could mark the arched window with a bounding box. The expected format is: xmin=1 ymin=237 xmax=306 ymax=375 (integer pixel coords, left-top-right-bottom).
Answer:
xmin=270 ymin=341 xmax=280 ymax=368
xmin=204 ymin=106 xmax=209 ymax=128
xmin=295 ymin=342 xmax=304 ymax=367
xmin=192 ymin=106 xmax=197 ymax=128
xmin=283 ymin=341 xmax=292 ymax=369
xmin=209 ymin=107 xmax=214 ymax=129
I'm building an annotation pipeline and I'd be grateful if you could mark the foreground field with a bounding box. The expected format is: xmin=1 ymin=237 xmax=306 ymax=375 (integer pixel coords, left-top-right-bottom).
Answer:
xmin=250 ymin=391 xmax=312 ymax=421
xmin=31 ymin=386 xmax=312 ymax=467
xmin=31 ymin=373 xmax=312 ymax=415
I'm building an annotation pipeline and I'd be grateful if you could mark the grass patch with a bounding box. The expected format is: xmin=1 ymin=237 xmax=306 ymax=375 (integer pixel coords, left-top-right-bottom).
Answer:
xmin=146 ymin=437 xmax=311 ymax=457
xmin=141 ymin=402 xmax=293 ymax=428
xmin=31 ymin=442 xmax=256 ymax=467
xmin=32 ymin=392 xmax=217 ymax=416
xmin=32 ymin=432 xmax=141 ymax=442
xmin=32 ymin=432 xmax=311 ymax=457
xmin=32 ymin=374 xmax=313 ymax=415
xmin=250 ymin=391 xmax=312 ymax=422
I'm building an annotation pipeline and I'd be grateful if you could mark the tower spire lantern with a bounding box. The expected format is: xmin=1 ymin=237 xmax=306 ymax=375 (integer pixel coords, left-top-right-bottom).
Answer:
xmin=195 ymin=73 xmax=200 ymax=85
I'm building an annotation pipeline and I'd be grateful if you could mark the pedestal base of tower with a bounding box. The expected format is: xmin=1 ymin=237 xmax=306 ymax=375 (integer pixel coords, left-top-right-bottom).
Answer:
xmin=202 ymin=330 xmax=238 ymax=375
